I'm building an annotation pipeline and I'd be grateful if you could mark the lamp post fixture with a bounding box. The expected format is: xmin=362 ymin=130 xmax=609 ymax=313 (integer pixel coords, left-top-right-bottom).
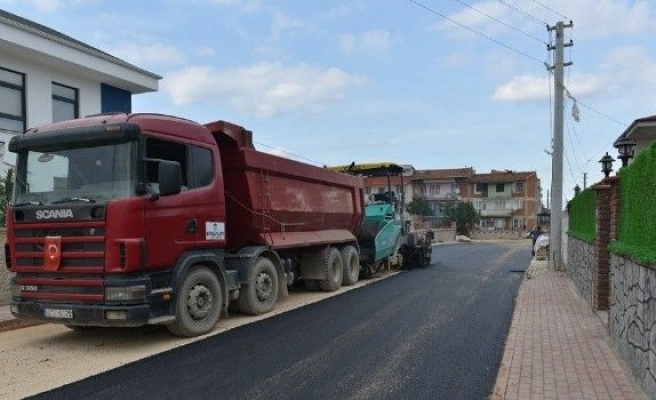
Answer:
xmin=614 ymin=137 xmax=637 ymax=168
xmin=574 ymin=184 xmax=581 ymax=196
xmin=599 ymin=152 xmax=615 ymax=178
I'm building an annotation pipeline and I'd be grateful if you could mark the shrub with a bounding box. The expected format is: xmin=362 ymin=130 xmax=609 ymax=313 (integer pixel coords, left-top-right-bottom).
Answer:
xmin=567 ymin=187 xmax=596 ymax=243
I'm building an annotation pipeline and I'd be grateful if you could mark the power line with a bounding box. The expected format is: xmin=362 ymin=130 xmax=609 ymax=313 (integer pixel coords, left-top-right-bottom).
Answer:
xmin=254 ymin=141 xmax=326 ymax=167
xmin=451 ymin=0 xmax=548 ymax=44
xmin=564 ymin=108 xmax=585 ymax=175
xmin=408 ymin=0 xmax=545 ymax=65
xmin=567 ymin=93 xmax=629 ymax=129
xmin=532 ymin=0 xmax=569 ymax=21
xmin=496 ymin=0 xmax=548 ymax=26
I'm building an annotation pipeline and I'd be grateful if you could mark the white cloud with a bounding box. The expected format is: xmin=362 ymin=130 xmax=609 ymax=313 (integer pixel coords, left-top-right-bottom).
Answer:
xmin=492 ymin=73 xmax=605 ymax=102
xmin=555 ymin=0 xmax=653 ymax=39
xmin=339 ymin=30 xmax=397 ymax=55
xmin=162 ymin=63 xmax=368 ymax=118
xmin=270 ymin=9 xmax=307 ymax=40
xmin=493 ymin=45 xmax=656 ymax=103
xmin=108 ymin=42 xmax=186 ymax=67
xmin=492 ymin=74 xmax=549 ymax=102
xmin=193 ymin=45 xmax=215 ymax=57
xmin=431 ymin=0 xmax=654 ymax=42
xmin=32 ymin=0 xmax=62 ymax=12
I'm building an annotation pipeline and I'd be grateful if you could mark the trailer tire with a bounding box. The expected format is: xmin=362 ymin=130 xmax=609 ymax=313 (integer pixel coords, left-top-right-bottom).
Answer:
xmin=168 ymin=265 xmax=222 ymax=337
xmin=237 ymin=257 xmax=279 ymax=315
xmin=319 ymin=247 xmax=344 ymax=291
xmin=341 ymin=246 xmax=360 ymax=286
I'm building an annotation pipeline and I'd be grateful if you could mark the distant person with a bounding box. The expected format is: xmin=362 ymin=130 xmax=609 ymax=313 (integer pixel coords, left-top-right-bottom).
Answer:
xmin=529 ymin=226 xmax=543 ymax=256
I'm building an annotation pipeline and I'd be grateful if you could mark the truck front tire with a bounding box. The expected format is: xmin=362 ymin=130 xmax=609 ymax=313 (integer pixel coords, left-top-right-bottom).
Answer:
xmin=237 ymin=257 xmax=279 ymax=315
xmin=168 ymin=265 xmax=223 ymax=337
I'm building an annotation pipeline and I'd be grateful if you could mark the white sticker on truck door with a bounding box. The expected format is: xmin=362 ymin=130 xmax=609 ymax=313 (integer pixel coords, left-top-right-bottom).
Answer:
xmin=206 ymin=222 xmax=225 ymax=240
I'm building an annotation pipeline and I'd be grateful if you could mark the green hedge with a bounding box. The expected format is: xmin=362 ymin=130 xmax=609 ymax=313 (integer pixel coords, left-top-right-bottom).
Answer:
xmin=609 ymin=141 xmax=656 ymax=266
xmin=567 ymin=187 xmax=597 ymax=243
xmin=568 ymin=188 xmax=597 ymax=243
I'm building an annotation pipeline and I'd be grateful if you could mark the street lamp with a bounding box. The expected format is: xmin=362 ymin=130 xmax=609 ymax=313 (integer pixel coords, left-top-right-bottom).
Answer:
xmin=574 ymin=184 xmax=581 ymax=196
xmin=599 ymin=152 xmax=615 ymax=178
xmin=614 ymin=137 xmax=636 ymax=167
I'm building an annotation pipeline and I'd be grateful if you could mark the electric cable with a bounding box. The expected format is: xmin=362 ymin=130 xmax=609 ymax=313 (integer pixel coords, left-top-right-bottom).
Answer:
xmin=408 ymin=0 xmax=545 ymax=65
xmin=496 ymin=0 xmax=548 ymax=26
xmin=451 ymin=0 xmax=548 ymax=44
xmin=254 ymin=141 xmax=326 ymax=167
xmin=532 ymin=0 xmax=569 ymax=21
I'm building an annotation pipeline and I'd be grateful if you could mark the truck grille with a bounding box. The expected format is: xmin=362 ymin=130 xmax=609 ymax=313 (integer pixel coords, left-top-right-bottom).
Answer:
xmin=13 ymin=221 xmax=106 ymax=303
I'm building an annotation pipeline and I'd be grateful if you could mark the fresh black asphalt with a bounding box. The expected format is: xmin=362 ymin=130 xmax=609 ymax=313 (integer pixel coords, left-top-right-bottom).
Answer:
xmin=29 ymin=241 xmax=529 ymax=400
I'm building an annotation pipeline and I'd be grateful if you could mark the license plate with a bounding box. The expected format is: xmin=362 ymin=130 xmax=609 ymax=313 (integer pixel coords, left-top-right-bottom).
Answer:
xmin=44 ymin=308 xmax=73 ymax=319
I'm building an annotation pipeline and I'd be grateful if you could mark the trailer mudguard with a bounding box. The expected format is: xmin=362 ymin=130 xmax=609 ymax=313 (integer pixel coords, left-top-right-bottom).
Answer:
xmin=223 ymin=246 xmax=288 ymax=298
xmin=169 ymin=250 xmax=232 ymax=312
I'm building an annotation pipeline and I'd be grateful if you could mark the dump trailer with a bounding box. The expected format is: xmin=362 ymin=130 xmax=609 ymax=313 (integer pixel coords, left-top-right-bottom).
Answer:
xmin=6 ymin=113 xmax=365 ymax=337
xmin=330 ymin=163 xmax=434 ymax=277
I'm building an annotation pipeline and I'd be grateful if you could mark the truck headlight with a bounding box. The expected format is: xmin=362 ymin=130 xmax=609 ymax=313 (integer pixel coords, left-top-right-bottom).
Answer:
xmin=105 ymin=285 xmax=147 ymax=301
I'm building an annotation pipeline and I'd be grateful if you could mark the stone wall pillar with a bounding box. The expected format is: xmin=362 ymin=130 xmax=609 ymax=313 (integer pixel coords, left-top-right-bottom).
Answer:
xmin=607 ymin=176 xmax=620 ymax=243
xmin=593 ymin=183 xmax=611 ymax=311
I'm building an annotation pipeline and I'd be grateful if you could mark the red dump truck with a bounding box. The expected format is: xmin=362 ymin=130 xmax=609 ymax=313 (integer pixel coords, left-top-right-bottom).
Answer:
xmin=6 ymin=113 xmax=366 ymax=336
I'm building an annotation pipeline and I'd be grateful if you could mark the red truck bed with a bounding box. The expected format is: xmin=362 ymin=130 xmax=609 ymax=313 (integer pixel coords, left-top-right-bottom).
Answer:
xmin=206 ymin=121 xmax=365 ymax=250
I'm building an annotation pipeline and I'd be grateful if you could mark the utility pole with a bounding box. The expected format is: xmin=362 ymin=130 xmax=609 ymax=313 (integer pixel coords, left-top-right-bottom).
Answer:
xmin=547 ymin=21 xmax=573 ymax=271
xmin=583 ymin=172 xmax=587 ymax=189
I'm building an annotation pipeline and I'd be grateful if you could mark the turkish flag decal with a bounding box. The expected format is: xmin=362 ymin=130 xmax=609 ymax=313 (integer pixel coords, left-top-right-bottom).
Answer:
xmin=44 ymin=236 xmax=62 ymax=271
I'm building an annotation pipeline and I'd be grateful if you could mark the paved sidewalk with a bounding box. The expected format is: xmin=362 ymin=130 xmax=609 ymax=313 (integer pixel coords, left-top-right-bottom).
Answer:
xmin=492 ymin=259 xmax=648 ymax=400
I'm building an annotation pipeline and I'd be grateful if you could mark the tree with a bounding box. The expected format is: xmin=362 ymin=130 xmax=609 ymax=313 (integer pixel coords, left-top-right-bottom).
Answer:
xmin=405 ymin=196 xmax=433 ymax=216
xmin=445 ymin=201 xmax=478 ymax=236
xmin=0 ymin=168 xmax=13 ymax=227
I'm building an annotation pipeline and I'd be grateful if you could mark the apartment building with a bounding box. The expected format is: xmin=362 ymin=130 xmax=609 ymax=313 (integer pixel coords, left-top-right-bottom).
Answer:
xmin=410 ymin=168 xmax=474 ymax=227
xmin=467 ymin=169 xmax=541 ymax=231
xmin=0 ymin=9 xmax=160 ymax=173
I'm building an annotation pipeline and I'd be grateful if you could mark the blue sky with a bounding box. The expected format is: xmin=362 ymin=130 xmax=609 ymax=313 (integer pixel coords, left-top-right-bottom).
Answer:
xmin=2 ymin=0 xmax=655 ymax=205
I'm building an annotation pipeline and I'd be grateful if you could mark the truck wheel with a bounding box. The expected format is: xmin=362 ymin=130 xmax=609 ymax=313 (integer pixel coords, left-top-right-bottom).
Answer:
xmin=341 ymin=246 xmax=360 ymax=286
xmin=319 ymin=247 xmax=343 ymax=291
xmin=237 ymin=257 xmax=279 ymax=315
xmin=168 ymin=266 xmax=222 ymax=337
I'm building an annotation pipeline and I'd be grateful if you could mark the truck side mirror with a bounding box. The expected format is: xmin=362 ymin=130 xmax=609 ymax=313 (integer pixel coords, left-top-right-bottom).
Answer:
xmin=158 ymin=160 xmax=182 ymax=196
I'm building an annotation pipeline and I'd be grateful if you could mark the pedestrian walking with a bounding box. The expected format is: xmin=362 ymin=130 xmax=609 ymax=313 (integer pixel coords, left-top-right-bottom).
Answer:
xmin=528 ymin=226 xmax=543 ymax=256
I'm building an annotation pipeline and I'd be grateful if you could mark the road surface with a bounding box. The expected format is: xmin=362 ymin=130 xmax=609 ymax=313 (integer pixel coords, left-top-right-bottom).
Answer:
xmin=26 ymin=240 xmax=529 ymax=400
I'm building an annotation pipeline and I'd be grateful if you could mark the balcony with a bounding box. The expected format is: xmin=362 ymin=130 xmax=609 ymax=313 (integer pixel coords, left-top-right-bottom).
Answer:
xmin=479 ymin=209 xmax=513 ymax=217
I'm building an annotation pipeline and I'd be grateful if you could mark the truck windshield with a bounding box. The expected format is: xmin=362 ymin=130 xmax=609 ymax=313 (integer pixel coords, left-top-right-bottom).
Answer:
xmin=13 ymin=142 xmax=137 ymax=205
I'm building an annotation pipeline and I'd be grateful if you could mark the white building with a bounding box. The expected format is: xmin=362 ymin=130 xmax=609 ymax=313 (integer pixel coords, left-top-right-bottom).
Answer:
xmin=0 ymin=9 xmax=161 ymax=172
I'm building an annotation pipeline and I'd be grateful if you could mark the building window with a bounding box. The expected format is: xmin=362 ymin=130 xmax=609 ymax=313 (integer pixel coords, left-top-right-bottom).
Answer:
xmin=52 ymin=82 xmax=79 ymax=122
xmin=514 ymin=182 xmax=524 ymax=193
xmin=0 ymin=67 xmax=26 ymax=134
xmin=496 ymin=183 xmax=505 ymax=193
xmin=513 ymin=217 xmax=525 ymax=229
xmin=475 ymin=183 xmax=486 ymax=193
xmin=428 ymin=184 xmax=440 ymax=195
